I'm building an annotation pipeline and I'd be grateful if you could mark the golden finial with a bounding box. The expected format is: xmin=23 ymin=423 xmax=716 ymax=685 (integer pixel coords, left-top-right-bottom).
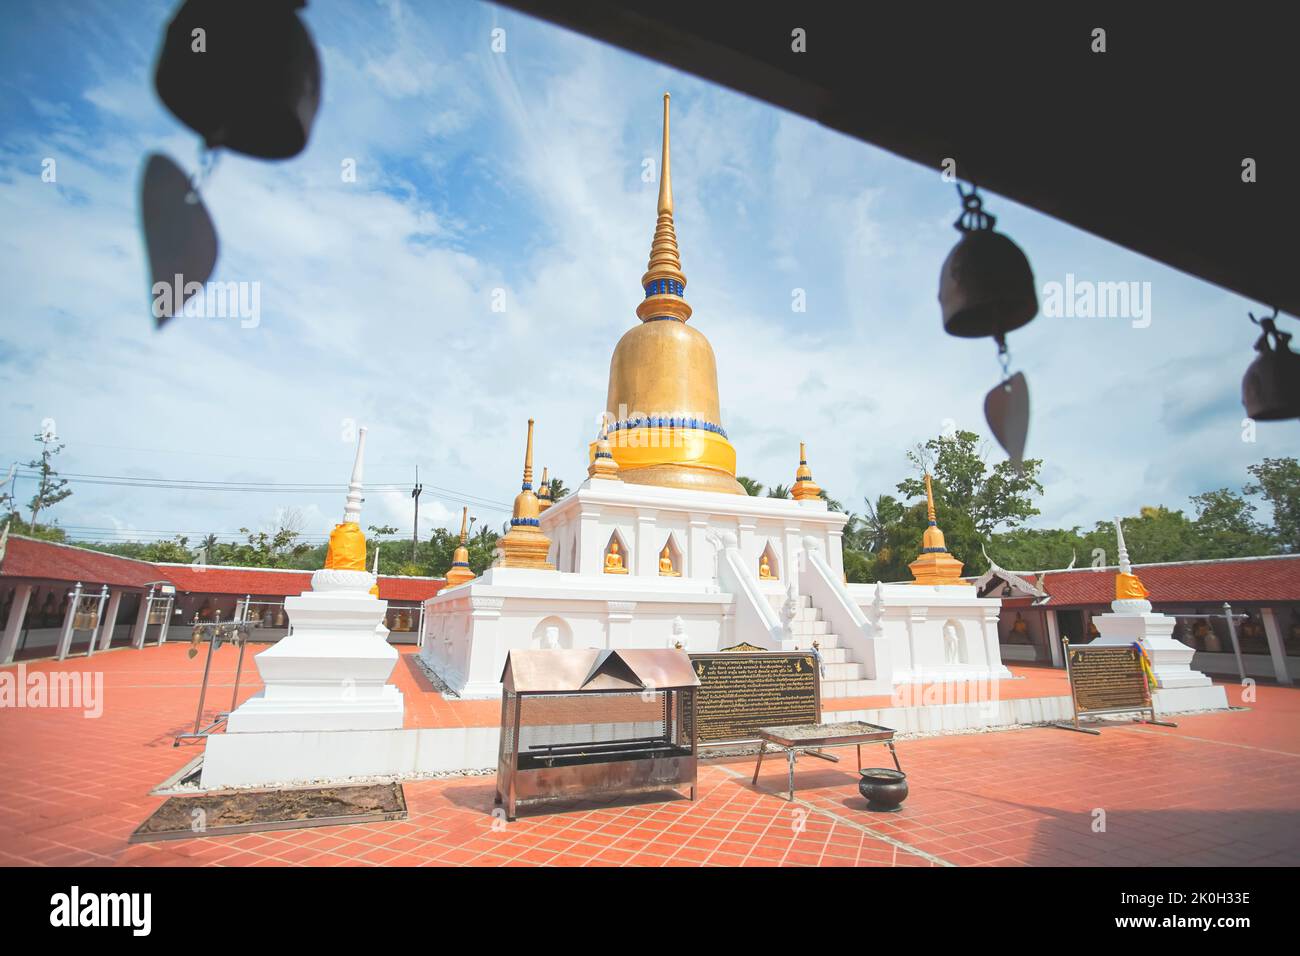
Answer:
xmin=588 ymin=416 xmax=622 ymax=481
xmin=909 ymin=473 xmax=964 ymax=585
xmin=497 ymin=419 xmax=554 ymax=570
xmin=636 ymin=92 xmax=691 ymax=324
xmin=657 ymin=92 xmax=673 ymax=216
xmin=522 ymin=418 xmax=534 ymax=488
xmin=446 ymin=505 xmax=475 ymax=586
xmin=792 ymin=440 xmax=822 ymax=501
xmin=537 ymin=465 xmax=552 ymax=511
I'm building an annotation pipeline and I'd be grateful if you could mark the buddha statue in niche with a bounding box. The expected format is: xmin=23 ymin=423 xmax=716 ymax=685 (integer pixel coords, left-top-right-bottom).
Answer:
xmin=604 ymin=540 xmax=628 ymax=574
xmin=659 ymin=545 xmax=680 ymax=576
xmin=759 ymin=553 xmax=774 ymax=580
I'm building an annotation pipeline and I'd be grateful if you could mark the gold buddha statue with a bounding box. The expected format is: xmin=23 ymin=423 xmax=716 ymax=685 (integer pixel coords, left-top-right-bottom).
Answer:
xmin=759 ymin=553 xmax=774 ymax=580
xmin=659 ymin=545 xmax=680 ymax=576
xmin=1009 ymin=612 xmax=1030 ymax=643
xmin=605 ymin=540 xmax=629 ymax=574
xmin=592 ymin=93 xmax=744 ymax=495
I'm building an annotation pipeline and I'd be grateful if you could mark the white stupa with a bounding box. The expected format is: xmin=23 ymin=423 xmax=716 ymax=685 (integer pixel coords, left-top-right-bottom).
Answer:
xmin=221 ymin=427 xmax=404 ymax=733
xmin=1089 ymin=517 xmax=1227 ymax=712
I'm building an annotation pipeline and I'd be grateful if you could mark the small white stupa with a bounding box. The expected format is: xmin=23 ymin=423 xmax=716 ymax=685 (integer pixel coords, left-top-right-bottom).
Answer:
xmin=224 ymin=426 xmax=404 ymax=732
xmin=1089 ymin=517 xmax=1227 ymax=712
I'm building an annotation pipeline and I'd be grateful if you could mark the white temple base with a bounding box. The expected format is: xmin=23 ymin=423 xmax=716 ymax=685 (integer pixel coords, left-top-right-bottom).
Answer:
xmin=1090 ymin=607 xmax=1228 ymax=713
xmin=224 ymin=570 xmax=405 ymax=733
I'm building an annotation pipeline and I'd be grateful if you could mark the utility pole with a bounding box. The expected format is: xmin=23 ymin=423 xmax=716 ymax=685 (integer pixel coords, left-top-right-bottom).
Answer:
xmin=411 ymin=466 xmax=423 ymax=561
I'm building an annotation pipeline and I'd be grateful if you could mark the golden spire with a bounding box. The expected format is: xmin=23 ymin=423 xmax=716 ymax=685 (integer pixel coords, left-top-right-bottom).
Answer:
xmin=445 ymin=505 xmax=475 ymax=587
xmin=594 ymin=93 xmax=743 ymax=495
xmin=909 ymin=473 xmax=965 ymax=586
xmin=537 ymin=465 xmax=552 ymax=511
xmin=635 ymin=93 xmax=692 ymax=324
xmin=792 ymin=441 xmax=822 ymax=501
xmin=588 ymin=417 xmax=622 ymax=481
xmin=497 ymin=419 xmax=554 ymax=570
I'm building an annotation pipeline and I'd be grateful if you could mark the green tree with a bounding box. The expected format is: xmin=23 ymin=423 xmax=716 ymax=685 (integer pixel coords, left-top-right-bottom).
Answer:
xmin=1190 ymin=488 xmax=1273 ymax=558
xmin=766 ymin=483 xmax=791 ymax=499
xmin=1245 ymin=457 xmax=1300 ymax=552
xmin=896 ymin=430 xmax=1043 ymax=538
xmin=25 ymin=432 xmax=73 ymax=532
xmin=736 ymin=475 xmax=764 ymax=496
xmin=547 ymin=477 xmax=570 ymax=503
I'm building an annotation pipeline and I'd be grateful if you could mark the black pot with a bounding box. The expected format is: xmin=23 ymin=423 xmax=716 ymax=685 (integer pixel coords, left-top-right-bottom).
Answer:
xmin=858 ymin=768 xmax=908 ymax=812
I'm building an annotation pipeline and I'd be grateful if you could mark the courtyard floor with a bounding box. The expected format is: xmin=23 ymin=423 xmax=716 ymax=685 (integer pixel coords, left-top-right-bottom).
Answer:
xmin=1 ymin=643 xmax=1296 ymax=867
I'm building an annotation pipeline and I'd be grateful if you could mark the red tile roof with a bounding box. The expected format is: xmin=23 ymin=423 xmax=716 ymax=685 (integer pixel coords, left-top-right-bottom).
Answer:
xmin=155 ymin=564 xmax=445 ymax=601
xmin=1040 ymin=555 xmax=1300 ymax=607
xmin=0 ymin=536 xmax=163 ymax=589
xmin=1 ymin=536 xmax=445 ymax=602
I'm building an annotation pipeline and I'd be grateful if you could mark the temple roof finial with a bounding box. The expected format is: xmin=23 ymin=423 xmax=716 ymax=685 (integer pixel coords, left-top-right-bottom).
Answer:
xmin=792 ymin=441 xmax=822 ymax=501
xmin=636 ymin=92 xmax=691 ymax=324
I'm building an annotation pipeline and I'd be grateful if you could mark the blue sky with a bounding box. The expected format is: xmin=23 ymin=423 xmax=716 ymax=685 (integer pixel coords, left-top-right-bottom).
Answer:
xmin=1 ymin=0 xmax=1294 ymax=549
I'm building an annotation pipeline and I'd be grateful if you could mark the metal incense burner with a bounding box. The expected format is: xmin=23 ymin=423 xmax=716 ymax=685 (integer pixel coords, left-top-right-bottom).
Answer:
xmin=495 ymin=649 xmax=699 ymax=821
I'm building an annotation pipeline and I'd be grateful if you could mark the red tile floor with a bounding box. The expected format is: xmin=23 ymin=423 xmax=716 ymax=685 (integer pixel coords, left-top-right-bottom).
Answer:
xmin=1 ymin=643 xmax=1296 ymax=866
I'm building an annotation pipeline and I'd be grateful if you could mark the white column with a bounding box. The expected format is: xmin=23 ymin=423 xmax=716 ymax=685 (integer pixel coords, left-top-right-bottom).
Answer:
xmin=1260 ymin=608 xmax=1294 ymax=686
xmin=97 ymin=589 xmax=123 ymax=652
xmin=1 ymin=583 xmax=33 ymax=664
xmin=688 ymin=513 xmax=709 ymax=580
xmin=579 ymin=506 xmax=602 ymax=575
xmin=1045 ymin=609 xmax=1064 ymax=668
xmin=635 ymin=509 xmax=658 ymax=578
xmin=460 ymin=596 xmax=504 ymax=697
xmin=606 ymin=601 xmax=635 ymax=648
xmin=56 ymin=582 xmax=83 ymax=661
xmin=157 ymin=601 xmax=174 ymax=645
xmin=130 ymin=591 xmax=149 ymax=649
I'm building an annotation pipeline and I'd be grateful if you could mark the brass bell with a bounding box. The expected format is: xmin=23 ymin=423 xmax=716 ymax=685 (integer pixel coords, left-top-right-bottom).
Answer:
xmin=154 ymin=0 xmax=321 ymax=160
xmin=939 ymin=186 xmax=1037 ymax=338
xmin=1242 ymin=311 xmax=1300 ymax=421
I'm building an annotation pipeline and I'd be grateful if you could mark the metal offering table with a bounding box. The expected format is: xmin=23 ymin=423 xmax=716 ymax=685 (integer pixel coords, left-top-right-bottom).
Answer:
xmin=752 ymin=720 xmax=900 ymax=801
xmin=495 ymin=648 xmax=699 ymax=821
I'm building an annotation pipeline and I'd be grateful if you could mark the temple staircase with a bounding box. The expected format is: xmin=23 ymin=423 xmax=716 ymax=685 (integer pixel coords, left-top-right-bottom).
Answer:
xmin=770 ymin=593 xmax=874 ymax=700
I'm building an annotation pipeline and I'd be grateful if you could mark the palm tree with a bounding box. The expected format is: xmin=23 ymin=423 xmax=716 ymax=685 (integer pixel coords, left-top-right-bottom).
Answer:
xmin=736 ymin=475 xmax=763 ymax=496
xmin=547 ymin=477 xmax=570 ymax=502
xmin=767 ymin=484 xmax=791 ymax=499
xmin=819 ymin=489 xmax=846 ymax=513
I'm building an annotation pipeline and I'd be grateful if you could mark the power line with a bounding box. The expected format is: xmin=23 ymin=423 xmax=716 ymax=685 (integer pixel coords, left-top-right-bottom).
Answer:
xmin=12 ymin=469 xmax=512 ymax=511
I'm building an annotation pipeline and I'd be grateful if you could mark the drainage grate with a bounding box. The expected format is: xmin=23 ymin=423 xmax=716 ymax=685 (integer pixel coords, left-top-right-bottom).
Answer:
xmin=129 ymin=783 xmax=407 ymax=843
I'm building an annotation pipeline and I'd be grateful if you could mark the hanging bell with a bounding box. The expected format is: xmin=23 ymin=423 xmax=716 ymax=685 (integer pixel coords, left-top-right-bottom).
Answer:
xmin=939 ymin=185 xmax=1038 ymax=338
xmin=1242 ymin=310 xmax=1300 ymax=420
xmin=154 ymin=0 xmax=321 ymax=160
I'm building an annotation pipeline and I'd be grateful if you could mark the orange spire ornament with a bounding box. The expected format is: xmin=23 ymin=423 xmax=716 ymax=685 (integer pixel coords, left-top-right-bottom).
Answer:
xmin=496 ymin=419 xmax=555 ymax=570
xmin=324 ymin=426 xmax=369 ymax=572
xmin=791 ymin=442 xmax=822 ymax=501
xmin=445 ymin=506 xmax=476 ymax=587
xmin=908 ymin=474 xmax=965 ymax=586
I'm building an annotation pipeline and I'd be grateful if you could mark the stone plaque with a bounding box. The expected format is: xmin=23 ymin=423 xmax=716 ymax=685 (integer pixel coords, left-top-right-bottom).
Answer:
xmin=1067 ymin=644 xmax=1150 ymax=714
xmin=690 ymin=651 xmax=819 ymax=743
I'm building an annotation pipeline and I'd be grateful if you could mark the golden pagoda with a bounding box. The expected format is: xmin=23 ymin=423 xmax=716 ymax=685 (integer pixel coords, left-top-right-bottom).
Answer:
xmin=791 ymin=442 xmax=822 ymax=501
xmin=445 ymin=506 xmax=476 ymax=587
xmin=908 ymin=474 xmax=965 ymax=586
xmin=593 ymin=93 xmax=744 ymax=495
xmin=496 ymin=419 xmax=555 ymax=570
xmin=536 ymin=467 xmax=553 ymax=512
